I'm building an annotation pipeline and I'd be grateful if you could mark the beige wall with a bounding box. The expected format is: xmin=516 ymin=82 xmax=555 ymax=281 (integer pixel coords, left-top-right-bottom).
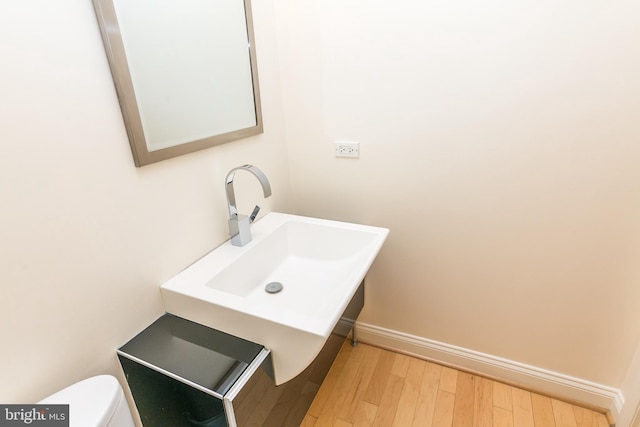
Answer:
xmin=621 ymin=342 xmax=640 ymax=425
xmin=0 ymin=0 xmax=291 ymax=402
xmin=275 ymin=0 xmax=640 ymax=391
xmin=3 ymin=0 xmax=640 ymax=422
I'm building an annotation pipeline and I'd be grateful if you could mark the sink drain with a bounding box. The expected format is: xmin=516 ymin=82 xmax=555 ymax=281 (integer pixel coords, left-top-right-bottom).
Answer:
xmin=265 ymin=282 xmax=284 ymax=294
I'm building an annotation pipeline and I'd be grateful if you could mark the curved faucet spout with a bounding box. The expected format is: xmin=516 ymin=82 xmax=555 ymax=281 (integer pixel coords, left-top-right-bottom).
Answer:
xmin=225 ymin=164 xmax=272 ymax=217
xmin=225 ymin=165 xmax=272 ymax=246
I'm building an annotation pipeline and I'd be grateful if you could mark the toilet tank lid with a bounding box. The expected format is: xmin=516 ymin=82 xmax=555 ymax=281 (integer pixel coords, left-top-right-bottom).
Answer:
xmin=38 ymin=375 xmax=124 ymax=427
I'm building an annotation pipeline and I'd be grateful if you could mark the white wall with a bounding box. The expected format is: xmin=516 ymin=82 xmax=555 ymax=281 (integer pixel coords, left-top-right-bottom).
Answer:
xmin=0 ymin=0 xmax=290 ymax=403
xmin=275 ymin=0 xmax=640 ymax=415
xmin=3 ymin=0 xmax=640 ymax=423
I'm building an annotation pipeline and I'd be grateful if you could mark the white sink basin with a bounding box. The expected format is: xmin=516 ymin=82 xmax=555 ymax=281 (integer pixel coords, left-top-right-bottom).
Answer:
xmin=160 ymin=212 xmax=388 ymax=385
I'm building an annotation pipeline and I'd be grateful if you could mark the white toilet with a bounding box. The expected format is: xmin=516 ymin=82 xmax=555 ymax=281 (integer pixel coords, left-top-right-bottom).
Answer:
xmin=38 ymin=375 xmax=135 ymax=427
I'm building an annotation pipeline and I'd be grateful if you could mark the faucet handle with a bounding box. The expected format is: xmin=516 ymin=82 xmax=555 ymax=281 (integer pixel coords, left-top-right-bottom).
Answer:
xmin=249 ymin=205 xmax=261 ymax=223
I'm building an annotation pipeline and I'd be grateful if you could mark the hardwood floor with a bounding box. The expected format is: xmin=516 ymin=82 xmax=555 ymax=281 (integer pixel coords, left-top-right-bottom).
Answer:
xmin=302 ymin=342 xmax=610 ymax=427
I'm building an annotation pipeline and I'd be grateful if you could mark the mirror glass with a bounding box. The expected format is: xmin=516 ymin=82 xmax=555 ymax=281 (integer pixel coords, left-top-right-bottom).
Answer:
xmin=93 ymin=0 xmax=262 ymax=166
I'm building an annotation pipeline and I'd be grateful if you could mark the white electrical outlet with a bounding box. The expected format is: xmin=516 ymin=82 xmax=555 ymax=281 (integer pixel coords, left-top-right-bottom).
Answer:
xmin=335 ymin=141 xmax=360 ymax=158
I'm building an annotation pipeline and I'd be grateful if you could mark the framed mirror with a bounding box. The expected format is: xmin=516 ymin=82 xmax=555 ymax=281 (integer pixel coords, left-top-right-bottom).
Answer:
xmin=92 ymin=0 xmax=263 ymax=167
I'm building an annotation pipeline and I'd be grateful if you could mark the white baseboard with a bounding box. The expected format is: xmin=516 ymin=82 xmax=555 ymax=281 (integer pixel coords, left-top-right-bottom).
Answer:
xmin=355 ymin=322 xmax=624 ymax=422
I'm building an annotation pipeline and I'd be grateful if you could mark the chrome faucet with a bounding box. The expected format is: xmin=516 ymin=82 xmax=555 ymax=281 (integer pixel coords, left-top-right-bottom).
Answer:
xmin=225 ymin=165 xmax=272 ymax=246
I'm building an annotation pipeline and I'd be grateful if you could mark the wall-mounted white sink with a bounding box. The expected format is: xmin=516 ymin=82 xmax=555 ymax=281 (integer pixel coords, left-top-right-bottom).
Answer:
xmin=160 ymin=212 xmax=388 ymax=385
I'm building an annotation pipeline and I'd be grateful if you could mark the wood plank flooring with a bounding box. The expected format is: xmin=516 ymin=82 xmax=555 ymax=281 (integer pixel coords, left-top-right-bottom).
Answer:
xmin=303 ymin=342 xmax=610 ymax=427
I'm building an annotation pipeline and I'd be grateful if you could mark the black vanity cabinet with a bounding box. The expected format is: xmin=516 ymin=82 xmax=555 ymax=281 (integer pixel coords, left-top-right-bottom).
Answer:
xmin=117 ymin=282 xmax=364 ymax=427
xmin=117 ymin=314 xmax=274 ymax=427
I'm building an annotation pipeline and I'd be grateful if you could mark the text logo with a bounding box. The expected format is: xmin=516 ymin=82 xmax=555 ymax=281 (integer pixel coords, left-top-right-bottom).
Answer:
xmin=0 ymin=405 xmax=69 ymax=426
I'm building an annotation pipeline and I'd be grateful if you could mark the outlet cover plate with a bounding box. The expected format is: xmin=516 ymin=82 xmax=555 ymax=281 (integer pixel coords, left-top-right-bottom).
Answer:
xmin=335 ymin=141 xmax=360 ymax=158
